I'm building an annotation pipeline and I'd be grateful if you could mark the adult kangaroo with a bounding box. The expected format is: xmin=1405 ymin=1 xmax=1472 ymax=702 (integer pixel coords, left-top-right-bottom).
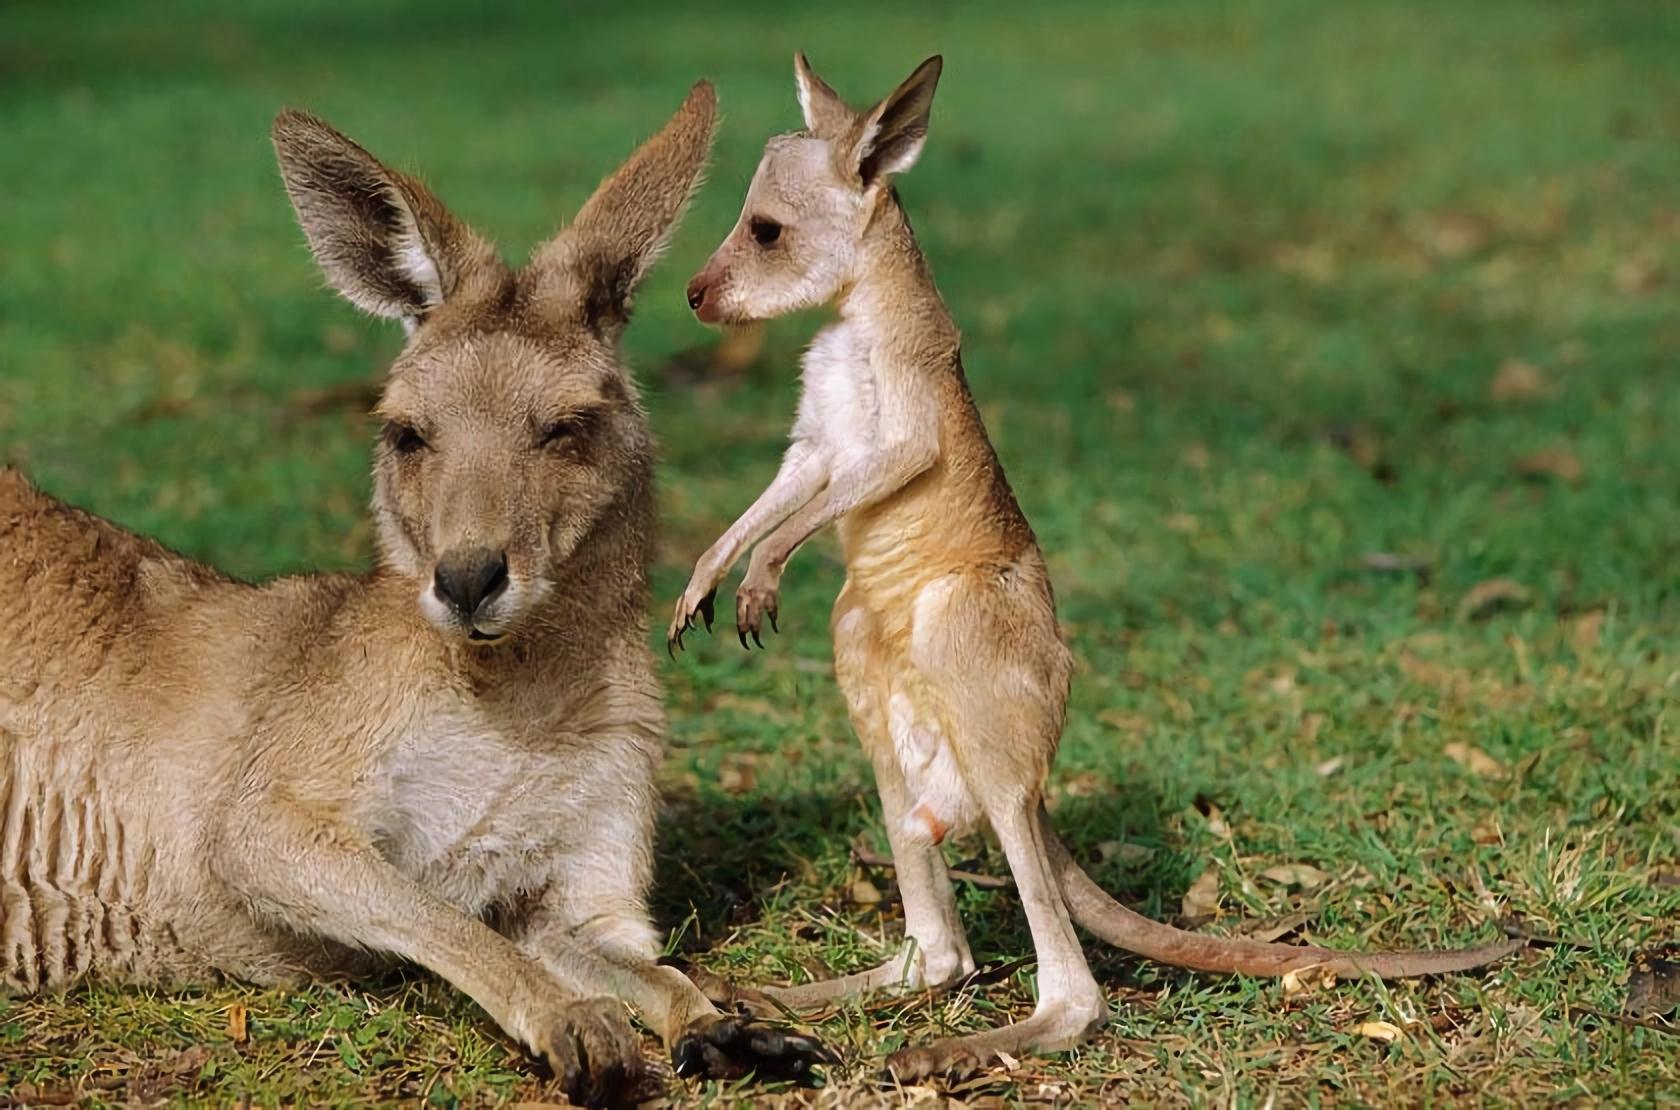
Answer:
xmin=0 ymin=83 xmax=826 ymax=1106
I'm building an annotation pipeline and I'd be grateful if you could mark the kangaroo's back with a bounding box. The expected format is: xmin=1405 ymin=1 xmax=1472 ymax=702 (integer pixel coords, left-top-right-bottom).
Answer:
xmin=0 ymin=469 xmax=235 ymax=685
xmin=0 ymin=469 xmax=251 ymax=991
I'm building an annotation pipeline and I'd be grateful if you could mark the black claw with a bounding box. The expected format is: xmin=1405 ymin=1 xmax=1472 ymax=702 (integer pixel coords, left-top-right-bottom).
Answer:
xmin=672 ymin=1032 xmax=707 ymax=1078
xmin=768 ymin=608 xmax=778 ymax=634
xmin=751 ymin=627 xmax=763 ymax=649
xmin=699 ymin=589 xmax=716 ymax=632
xmin=673 ymin=1016 xmax=834 ymax=1086
xmin=738 ymin=627 xmax=750 ymax=650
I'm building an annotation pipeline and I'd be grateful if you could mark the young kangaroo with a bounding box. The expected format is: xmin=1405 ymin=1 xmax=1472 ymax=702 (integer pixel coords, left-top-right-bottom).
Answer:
xmin=669 ymin=55 xmax=1525 ymax=1080
xmin=0 ymin=85 xmax=829 ymax=1105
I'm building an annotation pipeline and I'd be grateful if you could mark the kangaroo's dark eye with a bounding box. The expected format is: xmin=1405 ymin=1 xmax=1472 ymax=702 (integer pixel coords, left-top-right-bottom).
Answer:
xmin=386 ymin=423 xmax=429 ymax=455
xmin=541 ymin=418 xmax=581 ymax=447
xmin=749 ymin=216 xmax=782 ymax=246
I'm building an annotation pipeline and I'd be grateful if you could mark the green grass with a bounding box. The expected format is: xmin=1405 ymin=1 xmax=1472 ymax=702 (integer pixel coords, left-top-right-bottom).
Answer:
xmin=3 ymin=0 xmax=1678 ymax=1103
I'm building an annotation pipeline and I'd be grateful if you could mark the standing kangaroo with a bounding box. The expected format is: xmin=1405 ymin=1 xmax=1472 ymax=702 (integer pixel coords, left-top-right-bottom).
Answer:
xmin=669 ymin=55 xmax=1525 ymax=1080
xmin=0 ymin=84 xmax=828 ymax=1106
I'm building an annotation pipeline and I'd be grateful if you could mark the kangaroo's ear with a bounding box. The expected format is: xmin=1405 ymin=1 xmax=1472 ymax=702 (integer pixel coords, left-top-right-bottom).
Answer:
xmin=794 ymin=52 xmax=853 ymax=138
xmin=845 ymin=55 xmax=942 ymax=187
xmin=272 ymin=109 xmax=493 ymax=328
xmin=533 ymin=81 xmax=718 ymax=335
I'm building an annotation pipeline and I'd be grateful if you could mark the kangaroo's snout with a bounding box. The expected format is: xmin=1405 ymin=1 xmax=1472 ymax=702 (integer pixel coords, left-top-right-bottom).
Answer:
xmin=432 ymin=547 xmax=509 ymax=622
xmin=686 ymin=263 xmax=726 ymax=324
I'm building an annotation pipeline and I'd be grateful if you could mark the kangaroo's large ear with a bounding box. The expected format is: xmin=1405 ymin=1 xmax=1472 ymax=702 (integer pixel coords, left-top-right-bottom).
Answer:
xmin=533 ymin=81 xmax=718 ymax=335
xmin=272 ymin=109 xmax=493 ymax=328
xmin=794 ymin=52 xmax=853 ymax=138
xmin=844 ymin=55 xmax=942 ymax=187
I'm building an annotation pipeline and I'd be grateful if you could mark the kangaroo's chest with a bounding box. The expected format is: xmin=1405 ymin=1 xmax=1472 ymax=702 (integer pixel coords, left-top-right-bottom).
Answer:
xmin=797 ymin=323 xmax=883 ymax=465
xmin=376 ymin=707 xmax=583 ymax=910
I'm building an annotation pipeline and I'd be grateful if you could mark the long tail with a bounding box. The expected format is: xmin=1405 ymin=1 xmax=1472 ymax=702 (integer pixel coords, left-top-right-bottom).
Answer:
xmin=1042 ymin=813 xmax=1527 ymax=978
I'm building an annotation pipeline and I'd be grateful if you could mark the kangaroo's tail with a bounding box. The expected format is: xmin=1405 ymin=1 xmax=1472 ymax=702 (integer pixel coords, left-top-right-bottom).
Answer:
xmin=1042 ymin=811 xmax=1527 ymax=978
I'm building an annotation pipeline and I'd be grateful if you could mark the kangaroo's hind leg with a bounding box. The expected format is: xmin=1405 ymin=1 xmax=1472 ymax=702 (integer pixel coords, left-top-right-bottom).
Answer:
xmin=884 ymin=573 xmax=1107 ymax=1082
xmin=747 ymin=584 xmax=975 ymax=1012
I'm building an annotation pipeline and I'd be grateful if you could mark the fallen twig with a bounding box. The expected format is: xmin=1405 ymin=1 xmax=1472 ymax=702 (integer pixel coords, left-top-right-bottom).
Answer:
xmin=852 ymin=844 xmax=1012 ymax=890
xmin=1576 ymin=1006 xmax=1680 ymax=1038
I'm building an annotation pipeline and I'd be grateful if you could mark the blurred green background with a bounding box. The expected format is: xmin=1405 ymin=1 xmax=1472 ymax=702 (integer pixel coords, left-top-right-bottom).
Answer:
xmin=1 ymin=0 xmax=1676 ymax=1104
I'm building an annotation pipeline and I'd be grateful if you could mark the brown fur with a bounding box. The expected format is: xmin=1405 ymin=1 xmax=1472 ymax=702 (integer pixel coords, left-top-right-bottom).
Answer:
xmin=0 ymin=84 xmax=830 ymax=1106
xmin=670 ymin=54 xmax=1525 ymax=1081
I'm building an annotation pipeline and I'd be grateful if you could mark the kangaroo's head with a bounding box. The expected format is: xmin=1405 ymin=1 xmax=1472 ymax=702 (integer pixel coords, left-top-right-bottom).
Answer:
xmin=685 ymin=54 xmax=940 ymax=326
xmin=273 ymin=84 xmax=716 ymax=645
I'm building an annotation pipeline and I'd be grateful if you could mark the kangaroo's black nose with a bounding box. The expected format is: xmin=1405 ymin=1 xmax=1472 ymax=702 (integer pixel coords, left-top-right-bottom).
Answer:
xmin=686 ymin=279 xmax=707 ymax=311
xmin=433 ymin=548 xmax=509 ymax=619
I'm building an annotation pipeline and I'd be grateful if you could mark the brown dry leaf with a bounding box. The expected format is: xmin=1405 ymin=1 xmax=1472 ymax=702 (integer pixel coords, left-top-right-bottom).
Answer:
xmin=1361 ymin=551 xmax=1434 ymax=579
xmin=1282 ymin=964 xmax=1340 ymax=996
xmin=1457 ymin=577 xmax=1532 ymax=621
xmin=1200 ymin=803 xmax=1232 ymax=840
xmin=1399 ymin=652 xmax=1462 ymax=687
xmin=1419 ymin=211 xmax=1492 ymax=259
xmin=168 ymin=1044 xmax=213 ymax=1075
xmin=1498 ymin=1003 xmax=1547 ymax=1049
xmin=1353 ymin=1020 xmax=1405 ymax=1043
xmin=1273 ymin=241 xmax=1340 ymax=284
xmin=1098 ymin=841 xmax=1156 ymax=867
xmin=1472 ymin=818 xmax=1504 ymax=846
xmin=1444 ymin=741 xmax=1508 ymax=779
xmin=1261 ymin=863 xmax=1333 ymax=889
xmin=1627 ymin=946 xmax=1680 ymax=1018
xmin=1299 ymin=713 xmax=1327 ymax=745
xmin=226 ymin=1003 xmax=248 ymax=1044
xmin=1570 ymin=609 xmax=1605 ymax=653
xmin=716 ymin=755 xmax=757 ymax=795
xmin=1056 ymin=770 xmax=1107 ymax=799
xmin=1614 ymin=255 xmax=1665 ymax=295
xmin=1489 ymin=358 xmax=1552 ymax=403
xmin=850 ymin=878 xmax=883 ymax=905
xmin=1098 ymin=707 xmax=1152 ymax=734
xmin=1237 ymin=911 xmax=1309 ymax=943
xmin=1181 ymin=864 xmax=1221 ymax=919
xmin=1515 ymin=446 xmax=1583 ymax=485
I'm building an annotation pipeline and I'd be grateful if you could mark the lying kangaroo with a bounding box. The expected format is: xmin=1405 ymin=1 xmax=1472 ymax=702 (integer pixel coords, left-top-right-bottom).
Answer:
xmin=669 ymin=55 xmax=1525 ymax=1079
xmin=0 ymin=84 xmax=827 ymax=1105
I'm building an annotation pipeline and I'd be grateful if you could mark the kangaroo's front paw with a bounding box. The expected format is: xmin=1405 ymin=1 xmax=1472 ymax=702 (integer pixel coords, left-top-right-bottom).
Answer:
xmin=735 ymin=567 xmax=780 ymax=649
xmin=667 ymin=581 xmax=718 ymax=655
xmin=533 ymin=998 xmax=647 ymax=1108
xmin=673 ymin=1014 xmax=835 ymax=1084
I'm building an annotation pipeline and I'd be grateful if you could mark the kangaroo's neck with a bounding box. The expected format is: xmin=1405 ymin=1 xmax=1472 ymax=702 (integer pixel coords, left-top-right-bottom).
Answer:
xmin=835 ymin=192 xmax=960 ymax=365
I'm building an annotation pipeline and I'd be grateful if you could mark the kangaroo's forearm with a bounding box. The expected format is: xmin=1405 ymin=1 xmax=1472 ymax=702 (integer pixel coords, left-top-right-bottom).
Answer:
xmin=216 ymin=801 xmax=563 ymax=1043
xmin=752 ymin=444 xmax=933 ymax=570
xmin=704 ymin=443 xmax=829 ymax=573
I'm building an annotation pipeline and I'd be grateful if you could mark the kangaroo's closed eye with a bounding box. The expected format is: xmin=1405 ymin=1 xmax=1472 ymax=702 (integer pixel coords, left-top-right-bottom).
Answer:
xmin=540 ymin=417 xmax=584 ymax=447
xmin=749 ymin=217 xmax=782 ymax=246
